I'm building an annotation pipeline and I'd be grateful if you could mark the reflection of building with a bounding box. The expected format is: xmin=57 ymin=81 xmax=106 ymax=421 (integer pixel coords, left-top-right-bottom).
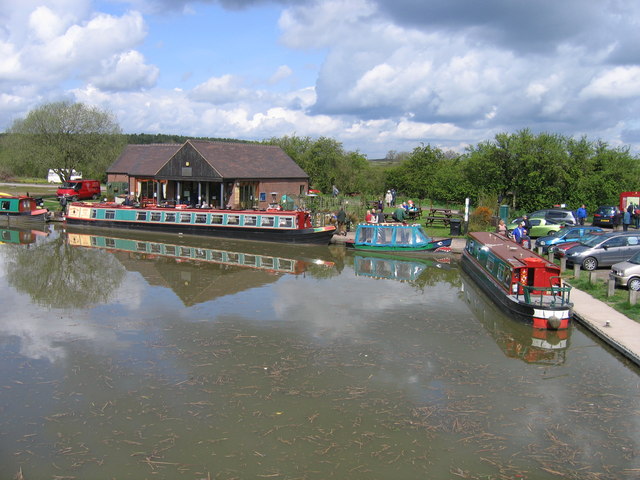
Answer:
xmin=67 ymin=232 xmax=333 ymax=306
xmin=460 ymin=273 xmax=569 ymax=365
xmin=107 ymin=140 xmax=310 ymax=210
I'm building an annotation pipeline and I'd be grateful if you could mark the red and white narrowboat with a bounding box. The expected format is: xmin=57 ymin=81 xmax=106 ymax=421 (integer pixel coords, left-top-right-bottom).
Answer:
xmin=461 ymin=231 xmax=572 ymax=330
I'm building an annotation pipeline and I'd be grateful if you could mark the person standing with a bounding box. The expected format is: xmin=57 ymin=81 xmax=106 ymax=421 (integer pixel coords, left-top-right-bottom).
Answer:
xmin=385 ymin=190 xmax=393 ymax=207
xmin=577 ymin=204 xmax=587 ymax=226
xmin=336 ymin=207 xmax=347 ymax=235
xmin=623 ymin=207 xmax=632 ymax=231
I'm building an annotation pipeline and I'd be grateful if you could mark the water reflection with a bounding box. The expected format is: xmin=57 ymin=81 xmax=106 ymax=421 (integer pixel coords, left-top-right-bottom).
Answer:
xmin=460 ymin=272 xmax=570 ymax=365
xmin=0 ymin=228 xmax=639 ymax=479
xmin=65 ymin=229 xmax=340 ymax=306
xmin=353 ymin=254 xmax=451 ymax=282
xmin=0 ymin=225 xmax=49 ymax=244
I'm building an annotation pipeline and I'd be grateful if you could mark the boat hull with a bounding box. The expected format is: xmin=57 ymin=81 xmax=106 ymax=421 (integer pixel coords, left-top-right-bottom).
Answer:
xmin=461 ymin=251 xmax=571 ymax=330
xmin=0 ymin=211 xmax=48 ymax=225
xmin=65 ymin=215 xmax=335 ymax=245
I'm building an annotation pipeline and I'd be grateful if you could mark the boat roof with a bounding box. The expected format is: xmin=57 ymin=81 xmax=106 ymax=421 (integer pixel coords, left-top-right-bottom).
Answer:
xmin=467 ymin=231 xmax=559 ymax=270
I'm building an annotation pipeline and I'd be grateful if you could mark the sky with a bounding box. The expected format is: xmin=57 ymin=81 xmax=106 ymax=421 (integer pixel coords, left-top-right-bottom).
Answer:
xmin=2 ymin=0 xmax=640 ymax=158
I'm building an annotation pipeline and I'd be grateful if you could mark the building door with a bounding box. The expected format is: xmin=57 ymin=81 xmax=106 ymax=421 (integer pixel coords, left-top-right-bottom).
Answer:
xmin=239 ymin=184 xmax=256 ymax=209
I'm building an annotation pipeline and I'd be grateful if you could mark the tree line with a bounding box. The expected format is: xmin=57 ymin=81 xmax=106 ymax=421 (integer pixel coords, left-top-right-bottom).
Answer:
xmin=1 ymin=101 xmax=639 ymax=213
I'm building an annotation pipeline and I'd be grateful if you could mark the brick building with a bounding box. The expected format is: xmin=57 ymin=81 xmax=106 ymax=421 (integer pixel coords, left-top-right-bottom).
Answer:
xmin=106 ymin=140 xmax=310 ymax=209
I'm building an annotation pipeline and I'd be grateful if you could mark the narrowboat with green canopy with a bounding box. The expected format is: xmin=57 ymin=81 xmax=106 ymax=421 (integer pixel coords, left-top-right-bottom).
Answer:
xmin=64 ymin=201 xmax=336 ymax=245
xmin=346 ymin=223 xmax=452 ymax=253
xmin=461 ymin=231 xmax=572 ymax=330
xmin=0 ymin=193 xmax=49 ymax=225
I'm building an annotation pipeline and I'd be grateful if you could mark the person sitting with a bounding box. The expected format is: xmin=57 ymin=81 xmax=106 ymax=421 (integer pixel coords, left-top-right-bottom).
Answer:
xmin=392 ymin=206 xmax=406 ymax=223
xmin=365 ymin=209 xmax=374 ymax=223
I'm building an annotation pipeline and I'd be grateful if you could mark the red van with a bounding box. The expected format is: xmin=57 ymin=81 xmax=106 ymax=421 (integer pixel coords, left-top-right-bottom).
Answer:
xmin=56 ymin=180 xmax=101 ymax=200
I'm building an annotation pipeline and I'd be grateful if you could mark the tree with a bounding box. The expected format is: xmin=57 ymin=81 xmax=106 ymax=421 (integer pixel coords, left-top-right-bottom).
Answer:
xmin=4 ymin=101 xmax=124 ymax=182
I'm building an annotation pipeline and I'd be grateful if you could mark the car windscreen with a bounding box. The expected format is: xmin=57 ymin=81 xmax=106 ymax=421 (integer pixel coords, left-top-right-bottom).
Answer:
xmin=628 ymin=251 xmax=640 ymax=264
xmin=581 ymin=234 xmax=607 ymax=247
xmin=61 ymin=182 xmax=80 ymax=188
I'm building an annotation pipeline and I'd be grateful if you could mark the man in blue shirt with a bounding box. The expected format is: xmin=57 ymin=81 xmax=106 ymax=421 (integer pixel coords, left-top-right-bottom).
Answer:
xmin=577 ymin=204 xmax=587 ymax=225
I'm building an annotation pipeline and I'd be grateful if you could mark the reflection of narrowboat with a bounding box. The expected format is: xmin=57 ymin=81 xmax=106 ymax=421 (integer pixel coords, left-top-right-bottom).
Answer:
xmin=461 ymin=232 xmax=572 ymax=330
xmin=461 ymin=273 xmax=569 ymax=365
xmin=354 ymin=255 xmax=450 ymax=282
xmin=0 ymin=227 xmax=48 ymax=245
xmin=0 ymin=193 xmax=48 ymax=225
xmin=66 ymin=232 xmax=332 ymax=275
xmin=64 ymin=202 xmax=335 ymax=245
xmin=346 ymin=223 xmax=451 ymax=253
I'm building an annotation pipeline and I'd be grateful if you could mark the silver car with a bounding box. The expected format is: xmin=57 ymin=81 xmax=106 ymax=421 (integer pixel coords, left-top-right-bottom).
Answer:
xmin=565 ymin=232 xmax=640 ymax=271
xmin=610 ymin=251 xmax=640 ymax=291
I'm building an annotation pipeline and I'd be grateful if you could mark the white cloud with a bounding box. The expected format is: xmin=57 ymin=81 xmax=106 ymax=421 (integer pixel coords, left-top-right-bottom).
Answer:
xmin=581 ymin=66 xmax=640 ymax=99
xmin=90 ymin=50 xmax=159 ymax=91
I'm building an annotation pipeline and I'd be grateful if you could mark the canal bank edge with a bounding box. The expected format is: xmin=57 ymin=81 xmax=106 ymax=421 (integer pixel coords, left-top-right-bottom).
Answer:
xmin=332 ymin=232 xmax=640 ymax=368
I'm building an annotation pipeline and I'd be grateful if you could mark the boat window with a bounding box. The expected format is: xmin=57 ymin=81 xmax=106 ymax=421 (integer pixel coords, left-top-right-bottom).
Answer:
xmin=179 ymin=247 xmax=191 ymax=257
xmin=91 ymin=209 xmax=97 ymax=219
xmin=414 ymin=228 xmax=428 ymax=245
xmin=0 ymin=201 xmax=9 ymax=210
xmin=136 ymin=211 xmax=147 ymax=221
xmin=376 ymin=226 xmax=394 ymax=244
xmin=194 ymin=248 xmax=206 ymax=259
xmin=279 ymin=217 xmax=293 ymax=228
xmin=195 ymin=213 xmax=207 ymax=224
xmin=1 ymin=231 xmax=9 ymax=241
xmin=211 ymin=251 xmax=223 ymax=262
xmin=164 ymin=212 xmax=176 ymax=222
xmin=165 ymin=245 xmax=176 ymax=256
xmin=137 ymin=242 xmax=147 ymax=252
xmin=279 ymin=259 xmax=294 ymax=271
xmin=262 ymin=257 xmax=274 ymax=269
xmin=227 ymin=253 xmax=239 ymax=263
xmin=396 ymin=227 xmax=413 ymax=245
xmin=180 ymin=213 xmax=192 ymax=223
xmin=211 ymin=214 xmax=223 ymax=224
xmin=105 ymin=210 xmax=116 ymax=219
xmin=244 ymin=216 xmax=257 ymax=226
xmin=486 ymin=254 xmax=495 ymax=272
xmin=227 ymin=215 xmax=240 ymax=225
xmin=150 ymin=243 xmax=161 ymax=254
xmin=244 ymin=255 xmax=257 ymax=266
xmin=150 ymin=212 xmax=162 ymax=222
xmin=261 ymin=216 xmax=275 ymax=227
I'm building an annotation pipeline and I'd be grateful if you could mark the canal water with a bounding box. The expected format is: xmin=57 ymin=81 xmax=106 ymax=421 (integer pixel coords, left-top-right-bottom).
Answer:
xmin=1 ymin=225 xmax=638 ymax=479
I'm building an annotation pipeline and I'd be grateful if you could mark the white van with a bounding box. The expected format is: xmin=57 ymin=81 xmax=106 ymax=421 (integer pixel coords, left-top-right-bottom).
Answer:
xmin=47 ymin=169 xmax=82 ymax=183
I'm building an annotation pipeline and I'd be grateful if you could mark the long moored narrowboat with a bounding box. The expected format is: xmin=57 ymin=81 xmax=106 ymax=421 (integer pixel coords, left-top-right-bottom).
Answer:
xmin=0 ymin=193 xmax=48 ymax=225
xmin=64 ymin=202 xmax=336 ymax=245
xmin=461 ymin=231 xmax=572 ymax=330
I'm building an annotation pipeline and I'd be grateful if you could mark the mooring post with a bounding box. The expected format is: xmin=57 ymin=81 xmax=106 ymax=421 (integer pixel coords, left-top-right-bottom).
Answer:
xmin=589 ymin=271 xmax=598 ymax=284
xmin=630 ymin=289 xmax=638 ymax=306
xmin=547 ymin=251 xmax=554 ymax=263
xmin=560 ymin=257 xmax=566 ymax=273
xmin=573 ymin=263 xmax=580 ymax=279
xmin=607 ymin=278 xmax=615 ymax=297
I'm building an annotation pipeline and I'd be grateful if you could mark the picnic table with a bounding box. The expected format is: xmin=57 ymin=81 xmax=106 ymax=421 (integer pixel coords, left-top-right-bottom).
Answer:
xmin=423 ymin=208 xmax=462 ymax=227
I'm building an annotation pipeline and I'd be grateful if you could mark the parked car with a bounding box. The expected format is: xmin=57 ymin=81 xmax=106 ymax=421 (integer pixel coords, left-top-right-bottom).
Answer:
xmin=610 ymin=251 xmax=640 ymax=291
xmin=508 ymin=217 xmax=566 ymax=238
xmin=56 ymin=180 xmax=101 ymax=201
xmin=565 ymin=231 xmax=640 ymax=270
xmin=529 ymin=209 xmax=578 ymax=226
xmin=534 ymin=226 xmax=604 ymax=253
xmin=592 ymin=206 xmax=619 ymax=228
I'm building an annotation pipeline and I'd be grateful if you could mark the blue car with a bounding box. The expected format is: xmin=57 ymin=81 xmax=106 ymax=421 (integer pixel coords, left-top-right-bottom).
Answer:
xmin=534 ymin=226 xmax=604 ymax=253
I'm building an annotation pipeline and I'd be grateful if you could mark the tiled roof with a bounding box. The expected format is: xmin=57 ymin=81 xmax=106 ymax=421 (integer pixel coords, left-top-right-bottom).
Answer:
xmin=108 ymin=140 xmax=308 ymax=179
xmin=108 ymin=144 xmax=181 ymax=176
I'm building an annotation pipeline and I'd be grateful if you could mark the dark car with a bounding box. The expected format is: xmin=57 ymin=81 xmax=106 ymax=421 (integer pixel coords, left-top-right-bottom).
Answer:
xmin=592 ymin=206 xmax=619 ymax=228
